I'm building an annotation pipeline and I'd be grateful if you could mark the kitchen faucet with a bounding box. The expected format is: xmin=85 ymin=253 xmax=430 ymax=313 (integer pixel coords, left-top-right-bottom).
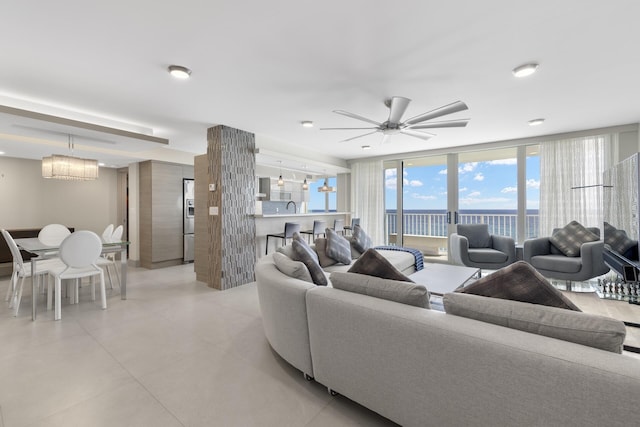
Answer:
xmin=286 ymin=200 xmax=297 ymax=214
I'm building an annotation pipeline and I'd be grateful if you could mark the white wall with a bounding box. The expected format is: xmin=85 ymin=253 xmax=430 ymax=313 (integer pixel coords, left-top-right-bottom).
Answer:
xmin=0 ymin=156 xmax=118 ymax=234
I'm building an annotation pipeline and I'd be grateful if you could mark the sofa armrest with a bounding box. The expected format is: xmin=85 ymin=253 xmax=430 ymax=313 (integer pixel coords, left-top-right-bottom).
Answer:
xmin=523 ymin=237 xmax=552 ymax=263
xmin=449 ymin=233 xmax=469 ymax=266
xmin=492 ymin=235 xmax=516 ymax=262
xmin=580 ymin=240 xmax=610 ymax=276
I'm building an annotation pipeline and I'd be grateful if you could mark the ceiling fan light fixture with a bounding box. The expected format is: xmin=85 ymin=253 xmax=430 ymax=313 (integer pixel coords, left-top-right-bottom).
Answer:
xmin=528 ymin=118 xmax=545 ymax=126
xmin=512 ymin=63 xmax=539 ymax=78
xmin=301 ymin=121 xmax=314 ymax=128
xmin=168 ymin=65 xmax=192 ymax=79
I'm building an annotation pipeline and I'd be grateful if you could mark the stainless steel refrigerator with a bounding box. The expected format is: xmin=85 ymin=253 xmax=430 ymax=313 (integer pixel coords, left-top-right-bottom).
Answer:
xmin=183 ymin=178 xmax=195 ymax=262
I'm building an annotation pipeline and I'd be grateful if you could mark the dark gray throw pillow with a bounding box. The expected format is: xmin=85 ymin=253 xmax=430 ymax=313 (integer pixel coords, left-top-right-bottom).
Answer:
xmin=458 ymin=261 xmax=580 ymax=311
xmin=348 ymin=248 xmax=413 ymax=282
xmin=291 ymin=233 xmax=327 ymax=286
xmin=314 ymin=238 xmax=338 ymax=268
xmin=604 ymin=222 xmax=637 ymax=255
xmin=351 ymin=224 xmax=373 ymax=253
xmin=549 ymin=220 xmax=600 ymax=257
xmin=325 ymin=228 xmax=352 ymax=265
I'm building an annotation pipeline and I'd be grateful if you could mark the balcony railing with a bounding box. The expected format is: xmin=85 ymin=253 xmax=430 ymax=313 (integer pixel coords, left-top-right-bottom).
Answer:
xmin=385 ymin=212 xmax=540 ymax=242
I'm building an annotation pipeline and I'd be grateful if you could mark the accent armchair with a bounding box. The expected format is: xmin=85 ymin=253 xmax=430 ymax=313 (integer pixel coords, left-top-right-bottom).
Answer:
xmin=450 ymin=224 xmax=516 ymax=272
xmin=523 ymin=226 xmax=609 ymax=282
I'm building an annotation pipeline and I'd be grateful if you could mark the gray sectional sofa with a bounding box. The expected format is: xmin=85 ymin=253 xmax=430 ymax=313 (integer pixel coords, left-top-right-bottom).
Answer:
xmin=255 ymin=251 xmax=640 ymax=427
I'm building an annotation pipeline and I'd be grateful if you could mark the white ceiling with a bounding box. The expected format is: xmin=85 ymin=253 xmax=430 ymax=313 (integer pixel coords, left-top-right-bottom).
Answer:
xmin=1 ymin=1 xmax=639 ymax=174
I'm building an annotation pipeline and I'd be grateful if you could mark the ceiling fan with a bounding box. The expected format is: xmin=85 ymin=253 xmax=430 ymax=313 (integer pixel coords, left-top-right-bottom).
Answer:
xmin=320 ymin=96 xmax=469 ymax=143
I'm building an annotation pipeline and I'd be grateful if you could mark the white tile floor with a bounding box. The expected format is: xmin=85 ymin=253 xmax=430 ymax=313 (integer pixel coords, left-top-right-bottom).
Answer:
xmin=0 ymin=265 xmax=397 ymax=427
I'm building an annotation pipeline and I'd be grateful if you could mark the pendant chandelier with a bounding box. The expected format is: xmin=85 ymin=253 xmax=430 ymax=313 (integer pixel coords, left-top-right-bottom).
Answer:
xmin=318 ymin=177 xmax=335 ymax=193
xmin=42 ymin=135 xmax=99 ymax=181
xmin=277 ymin=161 xmax=284 ymax=186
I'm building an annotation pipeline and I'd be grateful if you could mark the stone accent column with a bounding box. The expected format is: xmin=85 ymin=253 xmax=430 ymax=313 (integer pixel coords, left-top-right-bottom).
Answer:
xmin=195 ymin=125 xmax=256 ymax=290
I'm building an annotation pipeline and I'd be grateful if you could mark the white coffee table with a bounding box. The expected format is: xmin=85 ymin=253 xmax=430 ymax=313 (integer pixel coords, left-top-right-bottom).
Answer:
xmin=409 ymin=263 xmax=480 ymax=296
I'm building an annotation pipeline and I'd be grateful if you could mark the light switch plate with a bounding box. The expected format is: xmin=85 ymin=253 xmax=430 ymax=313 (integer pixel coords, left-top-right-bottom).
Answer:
xmin=209 ymin=184 xmax=216 ymax=191
xmin=209 ymin=206 xmax=219 ymax=215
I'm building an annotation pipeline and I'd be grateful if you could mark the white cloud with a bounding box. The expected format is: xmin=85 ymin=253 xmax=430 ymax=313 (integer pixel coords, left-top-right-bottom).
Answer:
xmin=459 ymin=187 xmax=468 ymax=192
xmin=526 ymin=178 xmax=540 ymax=189
xmin=385 ymin=177 xmax=397 ymax=189
xmin=438 ymin=169 xmax=447 ymax=175
xmin=411 ymin=193 xmax=436 ymax=200
xmin=385 ymin=169 xmax=397 ymax=178
xmin=473 ymin=173 xmax=484 ymax=181
xmin=501 ymin=186 xmax=517 ymax=193
xmin=408 ymin=180 xmax=423 ymax=187
xmin=467 ymin=191 xmax=481 ymax=197
xmin=487 ymin=158 xmax=517 ymax=165
xmin=459 ymin=196 xmax=512 ymax=206
xmin=458 ymin=162 xmax=478 ymax=174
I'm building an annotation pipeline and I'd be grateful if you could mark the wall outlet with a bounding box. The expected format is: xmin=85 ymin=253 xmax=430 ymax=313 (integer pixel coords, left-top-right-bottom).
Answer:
xmin=209 ymin=183 xmax=216 ymax=191
xmin=209 ymin=206 xmax=219 ymax=216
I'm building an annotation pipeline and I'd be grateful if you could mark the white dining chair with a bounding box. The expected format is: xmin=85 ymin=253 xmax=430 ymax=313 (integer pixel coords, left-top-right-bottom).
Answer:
xmin=101 ymin=224 xmax=114 ymax=243
xmin=38 ymin=224 xmax=71 ymax=246
xmin=2 ymin=229 xmax=62 ymax=317
xmin=96 ymin=225 xmax=123 ymax=289
xmin=47 ymin=230 xmax=106 ymax=320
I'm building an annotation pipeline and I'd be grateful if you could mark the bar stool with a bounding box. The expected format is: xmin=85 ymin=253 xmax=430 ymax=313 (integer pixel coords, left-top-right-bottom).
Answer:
xmin=265 ymin=222 xmax=301 ymax=255
xmin=343 ymin=218 xmax=360 ymax=235
xmin=332 ymin=218 xmax=345 ymax=236
xmin=300 ymin=220 xmax=326 ymax=243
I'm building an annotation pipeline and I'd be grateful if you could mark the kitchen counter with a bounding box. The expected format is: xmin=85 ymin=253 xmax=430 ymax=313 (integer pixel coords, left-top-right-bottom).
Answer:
xmin=255 ymin=212 xmax=352 ymax=218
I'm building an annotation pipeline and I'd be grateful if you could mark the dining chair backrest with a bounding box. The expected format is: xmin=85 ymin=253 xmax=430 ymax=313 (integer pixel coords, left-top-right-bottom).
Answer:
xmin=284 ymin=222 xmax=301 ymax=239
xmin=38 ymin=224 xmax=71 ymax=246
xmin=313 ymin=220 xmax=327 ymax=235
xmin=111 ymin=225 xmax=124 ymax=242
xmin=333 ymin=219 xmax=345 ymax=233
xmin=1 ymin=229 xmax=25 ymax=272
xmin=101 ymin=224 xmax=114 ymax=243
xmin=59 ymin=231 xmax=102 ymax=268
xmin=351 ymin=218 xmax=360 ymax=228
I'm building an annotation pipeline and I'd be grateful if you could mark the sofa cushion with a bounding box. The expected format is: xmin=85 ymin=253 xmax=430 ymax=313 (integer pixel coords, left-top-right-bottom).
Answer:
xmin=530 ymin=254 xmax=583 ymax=274
xmin=348 ymin=248 xmax=413 ymax=282
xmin=351 ymin=224 xmax=373 ymax=253
xmin=457 ymin=224 xmax=492 ymax=248
xmin=314 ymin=238 xmax=338 ymax=268
xmin=458 ymin=261 xmax=580 ymax=311
xmin=604 ymin=222 xmax=637 ymax=255
xmin=273 ymin=252 xmax=313 ymax=283
xmin=325 ymin=228 xmax=352 ymax=265
xmin=443 ymin=293 xmax=626 ymax=353
xmin=468 ymin=248 xmax=508 ymax=263
xmin=331 ymin=271 xmax=430 ymax=308
xmin=549 ymin=220 xmax=600 ymax=257
xmin=292 ymin=234 xmax=327 ymax=286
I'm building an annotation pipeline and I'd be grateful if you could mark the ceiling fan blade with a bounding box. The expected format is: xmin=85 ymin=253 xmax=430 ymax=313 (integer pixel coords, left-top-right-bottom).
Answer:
xmin=320 ymin=127 xmax=378 ymax=131
xmin=339 ymin=130 xmax=379 ymax=142
xmin=406 ymin=119 xmax=470 ymax=130
xmin=400 ymin=129 xmax=435 ymax=141
xmin=387 ymin=96 xmax=411 ymax=124
xmin=403 ymin=101 xmax=468 ymax=126
xmin=381 ymin=134 xmax=391 ymax=144
xmin=333 ymin=110 xmax=382 ymax=126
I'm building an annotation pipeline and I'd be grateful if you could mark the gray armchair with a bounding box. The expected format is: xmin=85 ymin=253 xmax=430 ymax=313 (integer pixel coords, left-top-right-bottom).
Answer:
xmin=523 ymin=227 xmax=609 ymax=282
xmin=450 ymin=224 xmax=516 ymax=271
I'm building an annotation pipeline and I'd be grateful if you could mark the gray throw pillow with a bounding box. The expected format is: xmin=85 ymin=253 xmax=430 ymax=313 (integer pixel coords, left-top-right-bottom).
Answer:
xmin=604 ymin=222 xmax=637 ymax=255
xmin=351 ymin=224 xmax=373 ymax=253
xmin=314 ymin=238 xmax=337 ymax=268
xmin=276 ymin=244 xmax=296 ymax=259
xmin=331 ymin=272 xmax=430 ymax=309
xmin=459 ymin=261 xmax=580 ymax=311
xmin=549 ymin=220 xmax=600 ymax=257
xmin=291 ymin=233 xmax=327 ymax=286
xmin=443 ymin=293 xmax=626 ymax=353
xmin=325 ymin=228 xmax=352 ymax=265
xmin=273 ymin=252 xmax=312 ymax=283
xmin=348 ymin=248 xmax=413 ymax=282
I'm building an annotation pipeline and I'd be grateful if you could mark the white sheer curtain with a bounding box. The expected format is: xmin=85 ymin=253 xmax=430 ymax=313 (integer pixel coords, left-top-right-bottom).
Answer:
xmin=539 ymin=134 xmax=618 ymax=236
xmin=350 ymin=159 xmax=385 ymax=245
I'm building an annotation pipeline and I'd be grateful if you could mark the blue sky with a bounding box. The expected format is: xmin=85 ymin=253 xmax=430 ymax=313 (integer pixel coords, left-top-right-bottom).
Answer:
xmin=385 ymin=156 xmax=540 ymax=211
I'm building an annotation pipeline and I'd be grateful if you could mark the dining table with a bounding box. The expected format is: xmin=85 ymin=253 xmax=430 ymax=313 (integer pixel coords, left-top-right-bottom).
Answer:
xmin=14 ymin=237 xmax=129 ymax=320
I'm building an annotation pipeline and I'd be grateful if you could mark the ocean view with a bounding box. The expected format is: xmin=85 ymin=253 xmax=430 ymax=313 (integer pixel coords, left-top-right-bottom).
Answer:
xmin=385 ymin=209 xmax=540 ymax=240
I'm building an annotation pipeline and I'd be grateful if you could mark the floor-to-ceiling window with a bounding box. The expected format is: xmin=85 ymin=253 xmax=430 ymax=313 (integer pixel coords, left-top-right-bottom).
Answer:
xmin=308 ymin=176 xmax=337 ymax=212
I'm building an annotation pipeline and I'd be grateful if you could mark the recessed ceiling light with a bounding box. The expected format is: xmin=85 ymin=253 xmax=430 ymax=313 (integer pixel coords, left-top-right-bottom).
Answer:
xmin=512 ymin=63 xmax=539 ymax=78
xmin=0 ymin=151 xmax=5 ymax=155
xmin=168 ymin=65 xmax=192 ymax=79
xmin=528 ymin=118 xmax=545 ymax=126
xmin=301 ymin=121 xmax=314 ymax=128
xmin=361 ymin=145 xmax=371 ymax=150
xmin=98 ymin=162 xmax=106 ymax=166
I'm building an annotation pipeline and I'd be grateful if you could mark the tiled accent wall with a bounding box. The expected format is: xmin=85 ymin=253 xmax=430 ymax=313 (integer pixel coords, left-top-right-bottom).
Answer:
xmin=201 ymin=125 xmax=256 ymax=290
